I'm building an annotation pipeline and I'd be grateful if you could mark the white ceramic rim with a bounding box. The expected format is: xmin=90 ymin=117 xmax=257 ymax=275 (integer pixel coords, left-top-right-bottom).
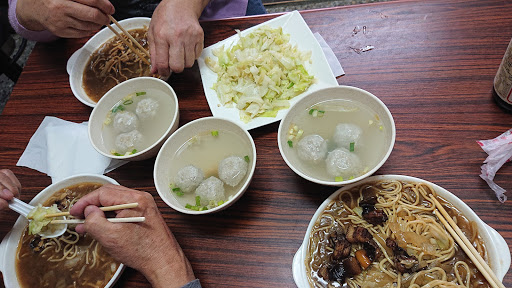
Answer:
xmin=88 ymin=77 xmax=179 ymax=161
xmin=67 ymin=17 xmax=151 ymax=107
xmin=277 ymin=85 xmax=396 ymax=186
xmin=154 ymin=116 xmax=257 ymax=215
xmin=0 ymin=174 xmax=125 ymax=288
xmin=293 ymin=174 xmax=511 ymax=288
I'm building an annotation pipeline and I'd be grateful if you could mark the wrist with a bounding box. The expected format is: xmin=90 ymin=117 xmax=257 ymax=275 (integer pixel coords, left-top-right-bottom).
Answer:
xmin=16 ymin=0 xmax=46 ymax=31
xmin=161 ymin=0 xmax=210 ymax=18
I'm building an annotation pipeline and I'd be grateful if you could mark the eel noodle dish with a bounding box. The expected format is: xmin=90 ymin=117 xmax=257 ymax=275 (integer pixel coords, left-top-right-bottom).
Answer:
xmin=169 ymin=130 xmax=251 ymax=211
xmin=286 ymin=99 xmax=388 ymax=182
xmin=83 ymin=27 xmax=150 ymax=102
xmin=306 ymin=180 xmax=490 ymax=288
xmin=16 ymin=183 xmax=120 ymax=288
xmin=102 ymin=90 xmax=173 ymax=156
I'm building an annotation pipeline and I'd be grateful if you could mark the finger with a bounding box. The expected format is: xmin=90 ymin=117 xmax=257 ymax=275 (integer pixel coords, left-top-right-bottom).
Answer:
xmin=70 ymin=184 xmax=138 ymax=217
xmin=0 ymin=189 xmax=14 ymax=201
xmin=154 ymin=38 xmax=172 ymax=77
xmin=73 ymin=0 xmax=115 ymax=15
xmin=148 ymin=29 xmax=157 ymax=75
xmin=0 ymin=199 xmax=8 ymax=210
xmin=195 ymin=41 xmax=203 ymax=59
xmin=0 ymin=169 xmax=21 ymax=197
xmin=168 ymin=43 xmax=185 ymax=73
xmin=184 ymin=43 xmax=195 ymax=69
xmin=80 ymin=206 xmax=114 ymax=237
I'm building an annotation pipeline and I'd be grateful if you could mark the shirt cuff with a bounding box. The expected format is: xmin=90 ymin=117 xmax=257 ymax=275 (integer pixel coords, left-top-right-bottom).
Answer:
xmin=181 ymin=279 xmax=202 ymax=288
xmin=8 ymin=0 xmax=58 ymax=42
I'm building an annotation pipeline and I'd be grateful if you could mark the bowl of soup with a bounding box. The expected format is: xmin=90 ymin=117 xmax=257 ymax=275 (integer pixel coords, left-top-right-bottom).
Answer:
xmin=0 ymin=174 xmax=124 ymax=288
xmin=278 ymin=86 xmax=395 ymax=186
xmin=292 ymin=174 xmax=510 ymax=288
xmin=88 ymin=77 xmax=179 ymax=161
xmin=154 ymin=117 xmax=257 ymax=215
xmin=67 ymin=17 xmax=152 ymax=107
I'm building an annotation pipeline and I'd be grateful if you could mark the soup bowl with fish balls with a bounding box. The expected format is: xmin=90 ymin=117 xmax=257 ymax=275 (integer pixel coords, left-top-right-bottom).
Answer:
xmin=278 ymin=86 xmax=395 ymax=186
xmin=89 ymin=77 xmax=179 ymax=161
xmin=67 ymin=17 xmax=152 ymax=107
xmin=0 ymin=174 xmax=124 ymax=288
xmin=154 ymin=117 xmax=257 ymax=215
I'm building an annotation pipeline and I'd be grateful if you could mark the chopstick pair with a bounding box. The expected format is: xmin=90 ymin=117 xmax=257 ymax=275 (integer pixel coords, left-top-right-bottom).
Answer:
xmin=106 ymin=15 xmax=151 ymax=66
xmin=431 ymin=196 xmax=505 ymax=288
xmin=45 ymin=202 xmax=144 ymax=224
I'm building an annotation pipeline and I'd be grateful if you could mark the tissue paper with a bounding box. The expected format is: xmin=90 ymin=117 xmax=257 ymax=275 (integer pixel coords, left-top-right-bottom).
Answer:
xmin=17 ymin=116 xmax=126 ymax=183
xmin=477 ymin=128 xmax=512 ymax=202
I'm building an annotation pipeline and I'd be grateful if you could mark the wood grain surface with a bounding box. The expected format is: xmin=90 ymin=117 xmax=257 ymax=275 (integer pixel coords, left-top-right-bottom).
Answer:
xmin=1 ymin=0 xmax=512 ymax=287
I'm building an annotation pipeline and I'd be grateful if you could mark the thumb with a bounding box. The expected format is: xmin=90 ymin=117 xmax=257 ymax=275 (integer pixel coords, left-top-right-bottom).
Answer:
xmin=78 ymin=206 xmax=112 ymax=237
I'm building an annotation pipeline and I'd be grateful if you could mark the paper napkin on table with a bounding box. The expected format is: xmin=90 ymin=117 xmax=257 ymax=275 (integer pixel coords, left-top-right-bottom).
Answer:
xmin=314 ymin=32 xmax=345 ymax=77
xmin=17 ymin=116 xmax=127 ymax=183
xmin=477 ymin=128 xmax=512 ymax=203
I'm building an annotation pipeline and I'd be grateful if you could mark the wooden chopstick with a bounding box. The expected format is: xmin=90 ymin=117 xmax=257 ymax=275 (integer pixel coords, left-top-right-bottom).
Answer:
xmin=431 ymin=196 xmax=505 ymax=288
xmin=109 ymin=15 xmax=150 ymax=58
xmin=44 ymin=202 xmax=139 ymax=218
xmin=50 ymin=216 xmax=145 ymax=224
xmin=106 ymin=22 xmax=151 ymax=66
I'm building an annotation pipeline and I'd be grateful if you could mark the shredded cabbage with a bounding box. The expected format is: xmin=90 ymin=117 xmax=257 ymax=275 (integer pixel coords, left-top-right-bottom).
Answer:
xmin=27 ymin=204 xmax=61 ymax=235
xmin=205 ymin=25 xmax=315 ymax=123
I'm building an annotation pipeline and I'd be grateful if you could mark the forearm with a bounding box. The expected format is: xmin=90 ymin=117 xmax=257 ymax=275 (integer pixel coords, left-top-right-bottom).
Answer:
xmin=160 ymin=0 xmax=211 ymax=18
xmin=8 ymin=0 xmax=57 ymax=42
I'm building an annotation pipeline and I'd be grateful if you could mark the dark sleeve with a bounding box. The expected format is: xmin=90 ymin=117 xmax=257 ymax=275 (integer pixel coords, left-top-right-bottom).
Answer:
xmin=181 ymin=279 xmax=202 ymax=288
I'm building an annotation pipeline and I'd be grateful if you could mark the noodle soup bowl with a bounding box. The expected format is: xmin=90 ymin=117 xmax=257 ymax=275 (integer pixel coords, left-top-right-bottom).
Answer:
xmin=67 ymin=17 xmax=151 ymax=107
xmin=0 ymin=174 xmax=125 ymax=288
xmin=154 ymin=117 xmax=257 ymax=215
xmin=278 ymin=86 xmax=395 ymax=187
xmin=89 ymin=77 xmax=179 ymax=161
xmin=292 ymin=175 xmax=511 ymax=288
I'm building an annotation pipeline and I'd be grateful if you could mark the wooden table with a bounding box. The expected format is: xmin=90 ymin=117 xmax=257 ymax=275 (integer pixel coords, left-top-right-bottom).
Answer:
xmin=1 ymin=0 xmax=512 ymax=286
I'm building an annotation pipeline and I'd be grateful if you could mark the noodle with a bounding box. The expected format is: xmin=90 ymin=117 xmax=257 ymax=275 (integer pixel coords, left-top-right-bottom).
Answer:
xmin=305 ymin=180 xmax=490 ymax=288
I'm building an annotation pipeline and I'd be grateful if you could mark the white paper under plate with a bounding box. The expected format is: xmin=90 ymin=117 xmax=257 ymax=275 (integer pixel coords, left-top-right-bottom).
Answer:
xmin=197 ymin=11 xmax=339 ymax=130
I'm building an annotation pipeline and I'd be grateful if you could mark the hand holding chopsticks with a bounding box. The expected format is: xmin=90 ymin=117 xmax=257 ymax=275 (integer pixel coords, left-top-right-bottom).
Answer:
xmin=431 ymin=196 xmax=505 ymax=288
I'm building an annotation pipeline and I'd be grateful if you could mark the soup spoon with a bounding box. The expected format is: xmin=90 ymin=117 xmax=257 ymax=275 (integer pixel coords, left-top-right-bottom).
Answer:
xmin=8 ymin=198 xmax=67 ymax=238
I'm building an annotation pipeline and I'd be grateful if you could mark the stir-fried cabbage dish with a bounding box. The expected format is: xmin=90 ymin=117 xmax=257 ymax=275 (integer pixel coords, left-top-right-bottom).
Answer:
xmin=205 ymin=25 xmax=315 ymax=123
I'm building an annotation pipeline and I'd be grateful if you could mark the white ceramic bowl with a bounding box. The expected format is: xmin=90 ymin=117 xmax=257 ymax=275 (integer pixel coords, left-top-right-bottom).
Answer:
xmin=0 ymin=174 xmax=124 ymax=288
xmin=88 ymin=77 xmax=179 ymax=161
xmin=292 ymin=175 xmax=511 ymax=288
xmin=67 ymin=17 xmax=151 ymax=107
xmin=154 ymin=117 xmax=257 ymax=215
xmin=278 ymin=85 xmax=395 ymax=186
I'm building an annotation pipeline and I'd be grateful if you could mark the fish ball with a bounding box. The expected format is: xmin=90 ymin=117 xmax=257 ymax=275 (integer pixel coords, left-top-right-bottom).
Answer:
xmin=136 ymin=98 xmax=159 ymax=119
xmin=333 ymin=123 xmax=362 ymax=150
xmin=175 ymin=165 xmax=204 ymax=193
xmin=218 ymin=156 xmax=248 ymax=187
xmin=195 ymin=176 xmax=225 ymax=206
xmin=115 ymin=130 xmax=143 ymax=152
xmin=297 ymin=134 xmax=328 ymax=164
xmin=325 ymin=148 xmax=362 ymax=178
xmin=113 ymin=111 xmax=138 ymax=133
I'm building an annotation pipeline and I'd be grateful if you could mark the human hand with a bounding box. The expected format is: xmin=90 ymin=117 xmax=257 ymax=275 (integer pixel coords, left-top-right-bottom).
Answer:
xmin=69 ymin=184 xmax=195 ymax=288
xmin=16 ymin=0 xmax=115 ymax=38
xmin=148 ymin=0 xmax=207 ymax=76
xmin=0 ymin=169 xmax=21 ymax=210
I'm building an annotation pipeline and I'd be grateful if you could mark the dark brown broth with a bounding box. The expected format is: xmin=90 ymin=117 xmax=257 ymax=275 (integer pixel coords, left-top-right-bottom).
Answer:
xmin=15 ymin=183 xmax=120 ymax=288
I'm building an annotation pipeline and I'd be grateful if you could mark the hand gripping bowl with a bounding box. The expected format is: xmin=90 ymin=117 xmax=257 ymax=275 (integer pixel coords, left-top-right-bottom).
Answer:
xmin=278 ymin=86 xmax=395 ymax=187
xmin=292 ymin=175 xmax=511 ymax=288
xmin=88 ymin=77 xmax=179 ymax=161
xmin=154 ymin=117 xmax=257 ymax=215
xmin=0 ymin=174 xmax=125 ymax=288
xmin=67 ymin=17 xmax=151 ymax=107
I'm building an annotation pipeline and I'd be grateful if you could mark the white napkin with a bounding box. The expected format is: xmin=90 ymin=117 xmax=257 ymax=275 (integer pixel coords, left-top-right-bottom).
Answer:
xmin=314 ymin=32 xmax=345 ymax=77
xmin=17 ymin=116 xmax=127 ymax=183
xmin=477 ymin=128 xmax=512 ymax=203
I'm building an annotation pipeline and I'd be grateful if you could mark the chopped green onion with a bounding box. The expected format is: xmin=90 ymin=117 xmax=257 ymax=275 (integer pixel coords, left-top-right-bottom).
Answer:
xmin=174 ymin=190 xmax=184 ymax=197
xmin=349 ymin=142 xmax=355 ymax=152
xmin=379 ymin=125 xmax=384 ymax=131
xmin=335 ymin=176 xmax=344 ymax=182
xmin=349 ymin=176 xmax=354 ymax=180
xmin=244 ymin=155 xmax=250 ymax=163
xmin=136 ymin=91 xmax=146 ymax=96
xmin=287 ymin=82 xmax=295 ymax=89
xmin=172 ymin=187 xmax=181 ymax=192
xmin=211 ymin=130 xmax=219 ymax=136
xmin=201 ymin=206 xmax=208 ymax=211
xmin=287 ymin=140 xmax=293 ymax=148
xmin=195 ymin=196 xmax=201 ymax=206
xmin=131 ymin=149 xmax=137 ymax=154
xmin=217 ymin=200 xmax=225 ymax=206
xmin=112 ymin=105 xmax=125 ymax=113
xmin=112 ymin=152 xmax=122 ymax=156
xmin=185 ymin=204 xmax=192 ymax=209
xmin=123 ymin=99 xmax=133 ymax=105
xmin=309 ymin=109 xmax=315 ymax=115
xmin=317 ymin=110 xmax=325 ymax=116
